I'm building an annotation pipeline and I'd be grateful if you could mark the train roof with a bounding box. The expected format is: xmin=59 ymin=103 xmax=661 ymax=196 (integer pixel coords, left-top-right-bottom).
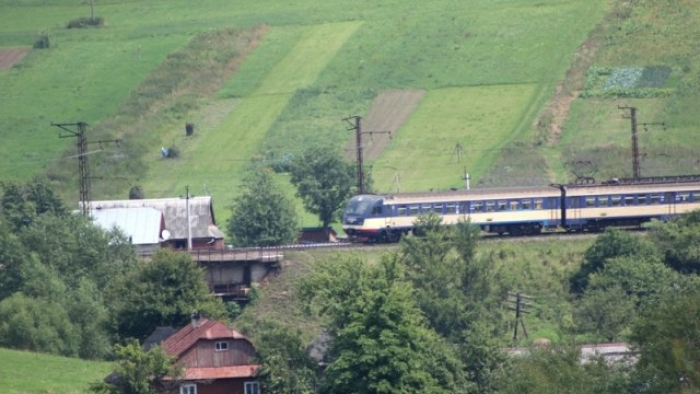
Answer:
xmin=565 ymin=181 xmax=700 ymax=196
xmin=376 ymin=185 xmax=560 ymax=204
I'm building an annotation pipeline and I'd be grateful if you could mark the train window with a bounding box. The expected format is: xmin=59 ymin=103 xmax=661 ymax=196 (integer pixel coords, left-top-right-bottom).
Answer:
xmin=472 ymin=202 xmax=483 ymax=212
xmin=585 ymin=197 xmax=596 ymax=207
xmin=459 ymin=202 xmax=469 ymax=213
xmin=611 ymin=196 xmax=621 ymax=206
xmin=433 ymin=204 xmax=443 ymax=214
xmin=497 ymin=201 xmax=507 ymax=211
xmin=598 ymin=196 xmax=609 ymax=206
xmin=569 ymin=197 xmax=582 ymax=209
xmin=485 ymin=202 xmax=496 ymax=212
xmin=397 ymin=206 xmax=407 ymax=216
xmin=372 ymin=205 xmax=383 ymax=215
xmin=534 ymin=199 xmax=543 ymax=210
xmin=678 ymin=192 xmax=691 ymax=202
xmin=521 ymin=199 xmax=531 ymax=210
xmin=445 ymin=204 xmax=456 ymax=214
xmin=510 ymin=201 xmax=519 ymax=210
xmin=409 ymin=206 xmax=419 ymax=215
xmin=638 ymin=195 xmax=647 ymax=205
xmin=421 ymin=204 xmax=431 ymax=213
xmin=650 ymin=194 xmax=662 ymax=204
xmin=624 ymin=195 xmax=635 ymax=206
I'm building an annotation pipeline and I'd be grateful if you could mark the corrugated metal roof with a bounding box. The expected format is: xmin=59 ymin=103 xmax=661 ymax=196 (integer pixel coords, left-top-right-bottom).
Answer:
xmin=90 ymin=197 xmax=224 ymax=240
xmin=91 ymin=207 xmax=164 ymax=245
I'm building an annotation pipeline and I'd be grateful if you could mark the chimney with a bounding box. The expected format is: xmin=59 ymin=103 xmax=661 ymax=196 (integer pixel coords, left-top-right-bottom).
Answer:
xmin=191 ymin=310 xmax=202 ymax=328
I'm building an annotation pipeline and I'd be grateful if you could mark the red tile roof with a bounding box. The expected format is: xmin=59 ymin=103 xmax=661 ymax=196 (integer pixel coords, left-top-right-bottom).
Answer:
xmin=161 ymin=318 xmax=250 ymax=357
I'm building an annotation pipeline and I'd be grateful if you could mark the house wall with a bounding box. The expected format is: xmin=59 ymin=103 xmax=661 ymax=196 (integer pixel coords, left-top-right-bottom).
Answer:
xmin=172 ymin=379 xmax=261 ymax=394
xmin=178 ymin=339 xmax=257 ymax=368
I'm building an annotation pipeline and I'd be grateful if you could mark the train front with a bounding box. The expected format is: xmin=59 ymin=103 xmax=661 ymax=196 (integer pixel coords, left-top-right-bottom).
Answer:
xmin=342 ymin=195 xmax=384 ymax=242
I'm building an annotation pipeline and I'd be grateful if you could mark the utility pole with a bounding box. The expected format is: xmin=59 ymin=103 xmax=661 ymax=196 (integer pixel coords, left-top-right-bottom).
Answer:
xmin=507 ymin=292 xmax=532 ymax=344
xmin=618 ymin=106 xmax=640 ymax=178
xmin=185 ymin=185 xmax=192 ymax=251
xmin=343 ymin=116 xmax=392 ymax=195
xmin=619 ymin=106 xmax=665 ymax=179
xmin=344 ymin=115 xmax=365 ymax=194
xmin=51 ymin=122 xmax=121 ymax=217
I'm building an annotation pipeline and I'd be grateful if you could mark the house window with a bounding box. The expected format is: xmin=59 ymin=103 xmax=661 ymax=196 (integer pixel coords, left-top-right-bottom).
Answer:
xmin=245 ymin=381 xmax=260 ymax=394
xmin=215 ymin=341 xmax=228 ymax=351
xmin=180 ymin=384 xmax=196 ymax=394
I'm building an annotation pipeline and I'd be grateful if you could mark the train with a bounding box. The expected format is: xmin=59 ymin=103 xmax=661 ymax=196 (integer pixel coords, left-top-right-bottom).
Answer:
xmin=341 ymin=177 xmax=700 ymax=242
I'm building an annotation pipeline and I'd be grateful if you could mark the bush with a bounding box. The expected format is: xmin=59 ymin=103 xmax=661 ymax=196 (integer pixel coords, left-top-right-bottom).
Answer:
xmin=165 ymin=146 xmax=180 ymax=159
xmin=66 ymin=16 xmax=104 ymax=29
xmin=33 ymin=30 xmax=50 ymax=49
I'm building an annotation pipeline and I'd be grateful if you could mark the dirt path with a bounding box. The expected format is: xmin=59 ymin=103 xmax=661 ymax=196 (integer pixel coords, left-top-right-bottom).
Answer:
xmin=536 ymin=33 xmax=603 ymax=145
xmin=0 ymin=47 xmax=30 ymax=70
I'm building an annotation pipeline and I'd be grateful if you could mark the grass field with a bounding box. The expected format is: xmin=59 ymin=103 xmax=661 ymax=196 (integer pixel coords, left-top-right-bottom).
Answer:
xmin=371 ymin=84 xmax=538 ymax=192
xmin=0 ymin=347 xmax=111 ymax=394
xmin=3 ymin=0 xmax=700 ymax=229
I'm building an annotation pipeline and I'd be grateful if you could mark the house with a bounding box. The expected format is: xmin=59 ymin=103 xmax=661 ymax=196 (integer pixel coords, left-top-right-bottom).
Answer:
xmin=90 ymin=196 xmax=225 ymax=250
xmin=90 ymin=207 xmax=166 ymax=254
xmin=159 ymin=315 xmax=262 ymax=394
xmin=297 ymin=227 xmax=338 ymax=244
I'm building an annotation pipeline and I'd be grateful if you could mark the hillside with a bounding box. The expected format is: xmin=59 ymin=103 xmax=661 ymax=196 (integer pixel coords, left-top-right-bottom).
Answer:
xmin=1 ymin=0 xmax=699 ymax=227
xmin=0 ymin=347 xmax=111 ymax=394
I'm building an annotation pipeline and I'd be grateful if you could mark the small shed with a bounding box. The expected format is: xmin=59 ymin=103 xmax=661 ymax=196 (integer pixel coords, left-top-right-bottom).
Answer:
xmin=297 ymin=227 xmax=338 ymax=244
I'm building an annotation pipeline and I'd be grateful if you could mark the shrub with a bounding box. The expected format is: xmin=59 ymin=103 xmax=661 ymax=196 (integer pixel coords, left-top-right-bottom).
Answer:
xmin=33 ymin=29 xmax=50 ymax=49
xmin=66 ymin=16 xmax=104 ymax=29
xmin=165 ymin=146 xmax=180 ymax=159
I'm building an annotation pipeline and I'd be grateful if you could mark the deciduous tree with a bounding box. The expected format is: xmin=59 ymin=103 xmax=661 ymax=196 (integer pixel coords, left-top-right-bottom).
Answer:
xmin=107 ymin=249 xmax=226 ymax=341
xmin=227 ymin=169 xmax=298 ymax=247
xmin=289 ymin=146 xmax=356 ymax=232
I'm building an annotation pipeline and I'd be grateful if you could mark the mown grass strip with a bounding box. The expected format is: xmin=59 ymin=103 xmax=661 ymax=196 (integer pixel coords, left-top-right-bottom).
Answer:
xmin=371 ymin=84 xmax=537 ymax=192
xmin=144 ymin=22 xmax=362 ymax=222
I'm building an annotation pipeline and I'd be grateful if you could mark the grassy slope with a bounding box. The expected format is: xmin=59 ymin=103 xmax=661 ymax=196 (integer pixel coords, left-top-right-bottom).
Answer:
xmin=0 ymin=347 xmax=111 ymax=394
xmin=0 ymin=0 xmax=608 ymax=227
xmin=549 ymin=1 xmax=700 ymax=182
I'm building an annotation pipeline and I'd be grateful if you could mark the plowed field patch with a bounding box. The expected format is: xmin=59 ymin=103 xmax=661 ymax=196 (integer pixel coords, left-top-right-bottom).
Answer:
xmin=0 ymin=47 xmax=29 ymax=70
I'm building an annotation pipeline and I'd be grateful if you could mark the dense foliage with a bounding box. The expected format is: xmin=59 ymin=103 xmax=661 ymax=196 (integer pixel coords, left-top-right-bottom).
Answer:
xmin=0 ymin=180 xmax=225 ymax=361
xmin=290 ymin=146 xmax=356 ymax=231
xmin=90 ymin=341 xmax=180 ymax=394
xmin=106 ymin=249 xmax=226 ymax=342
xmin=227 ymin=169 xmax=298 ymax=247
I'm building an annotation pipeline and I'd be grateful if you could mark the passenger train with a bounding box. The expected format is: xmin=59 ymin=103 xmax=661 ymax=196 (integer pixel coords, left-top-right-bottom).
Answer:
xmin=341 ymin=177 xmax=700 ymax=242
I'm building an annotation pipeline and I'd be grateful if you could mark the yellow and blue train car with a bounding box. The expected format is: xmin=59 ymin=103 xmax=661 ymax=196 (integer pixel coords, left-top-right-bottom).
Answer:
xmin=342 ymin=180 xmax=700 ymax=242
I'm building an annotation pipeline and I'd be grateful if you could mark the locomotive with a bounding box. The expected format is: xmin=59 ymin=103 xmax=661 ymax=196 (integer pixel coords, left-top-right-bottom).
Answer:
xmin=341 ymin=177 xmax=700 ymax=242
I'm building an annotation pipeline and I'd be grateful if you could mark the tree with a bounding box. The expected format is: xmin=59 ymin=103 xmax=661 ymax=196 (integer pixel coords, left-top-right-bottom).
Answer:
xmin=400 ymin=217 xmax=504 ymax=393
xmin=107 ymin=249 xmax=226 ymax=341
xmin=90 ymin=340 xmax=181 ymax=394
xmin=629 ymin=288 xmax=700 ymax=393
xmin=495 ymin=348 xmax=632 ymax=394
xmin=227 ymin=169 xmax=298 ymax=247
xmin=649 ymin=211 xmax=700 ymax=274
xmin=569 ymin=228 xmax=658 ymax=294
xmin=0 ymin=179 xmax=65 ymax=232
xmin=289 ymin=146 xmax=356 ymax=232
xmin=0 ymin=293 xmax=80 ymax=357
xmin=299 ymin=255 xmax=471 ymax=394
xmin=253 ymin=320 xmax=318 ymax=394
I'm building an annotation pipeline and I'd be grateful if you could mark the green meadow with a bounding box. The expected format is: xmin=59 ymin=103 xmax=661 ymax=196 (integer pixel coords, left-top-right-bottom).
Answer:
xmin=0 ymin=347 xmax=111 ymax=394
xmin=2 ymin=0 xmax=699 ymax=227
